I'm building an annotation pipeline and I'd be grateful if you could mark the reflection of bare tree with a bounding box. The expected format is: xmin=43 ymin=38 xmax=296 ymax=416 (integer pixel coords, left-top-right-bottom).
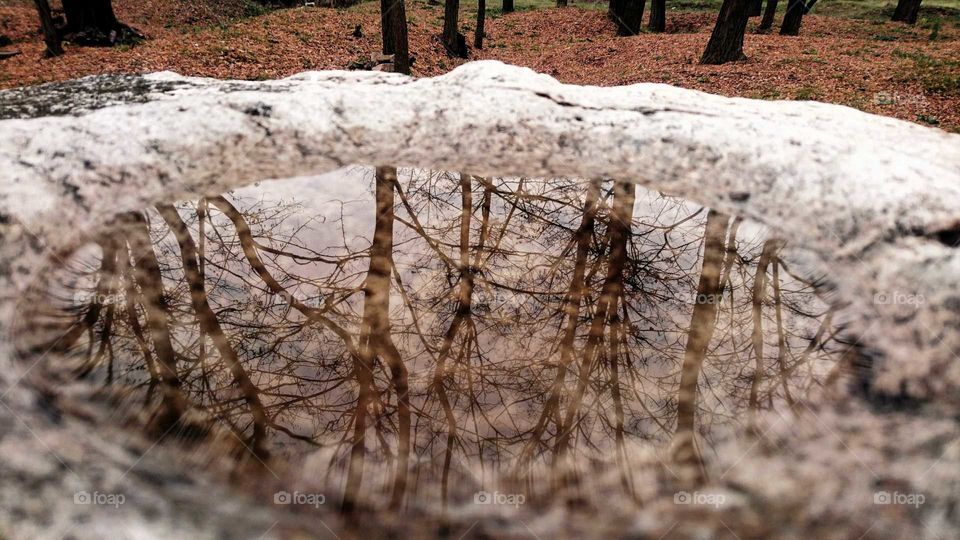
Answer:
xmin=555 ymin=180 xmax=635 ymax=461
xmin=344 ymin=166 xmax=411 ymax=512
xmin=673 ymin=210 xmax=737 ymax=475
xmin=20 ymin=168 xmax=847 ymax=512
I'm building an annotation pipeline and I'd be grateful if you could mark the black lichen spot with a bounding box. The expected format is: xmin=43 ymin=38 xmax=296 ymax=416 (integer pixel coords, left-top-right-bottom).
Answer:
xmin=244 ymin=103 xmax=273 ymax=118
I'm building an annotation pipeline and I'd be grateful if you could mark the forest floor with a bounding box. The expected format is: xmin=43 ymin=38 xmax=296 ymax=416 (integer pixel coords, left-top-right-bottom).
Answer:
xmin=1 ymin=0 xmax=958 ymax=131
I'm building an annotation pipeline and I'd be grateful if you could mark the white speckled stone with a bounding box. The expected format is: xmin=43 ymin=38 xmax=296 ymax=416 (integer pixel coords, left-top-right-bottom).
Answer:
xmin=1 ymin=61 xmax=959 ymax=539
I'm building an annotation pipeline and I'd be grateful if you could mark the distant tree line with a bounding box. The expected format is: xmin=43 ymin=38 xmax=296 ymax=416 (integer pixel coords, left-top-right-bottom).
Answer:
xmin=32 ymin=0 xmax=928 ymax=71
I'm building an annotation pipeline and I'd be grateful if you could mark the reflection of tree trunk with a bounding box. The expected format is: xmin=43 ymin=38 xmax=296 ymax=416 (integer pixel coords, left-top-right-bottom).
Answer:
xmin=748 ymin=239 xmax=780 ymax=419
xmin=517 ymin=180 xmax=600 ymax=467
xmin=673 ymin=210 xmax=734 ymax=471
xmin=609 ymin=294 xmax=631 ymax=493
xmin=157 ymin=204 xmax=271 ymax=460
xmin=123 ymin=212 xmax=188 ymax=433
xmin=345 ymin=167 xmax=410 ymax=511
xmin=771 ymin=256 xmax=794 ymax=406
xmin=433 ymin=173 xmax=483 ymax=508
xmin=120 ymin=253 xmax=159 ymax=406
xmin=556 ymin=181 xmax=634 ymax=460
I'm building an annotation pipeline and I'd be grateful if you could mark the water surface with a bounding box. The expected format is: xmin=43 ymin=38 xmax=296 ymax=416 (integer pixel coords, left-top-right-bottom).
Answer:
xmin=14 ymin=166 xmax=846 ymax=515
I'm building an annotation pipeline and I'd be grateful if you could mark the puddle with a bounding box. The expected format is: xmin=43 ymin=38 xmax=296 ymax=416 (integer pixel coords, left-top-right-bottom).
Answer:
xmin=13 ymin=166 xmax=848 ymax=514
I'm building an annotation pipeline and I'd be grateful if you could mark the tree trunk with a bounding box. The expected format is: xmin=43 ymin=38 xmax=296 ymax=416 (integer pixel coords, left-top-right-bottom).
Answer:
xmin=779 ymin=0 xmax=805 ymax=35
xmin=758 ymin=0 xmax=778 ymax=31
xmin=503 ymin=0 xmax=514 ymax=13
xmin=701 ymin=0 xmax=752 ymax=64
xmin=749 ymin=0 xmax=763 ymax=16
xmin=558 ymin=0 xmax=568 ymax=6
xmin=442 ymin=0 xmax=468 ymax=57
xmin=61 ymin=0 xmax=142 ymax=46
xmin=648 ymin=0 xmax=666 ymax=32
xmin=611 ymin=0 xmax=646 ymax=35
xmin=33 ymin=0 xmax=63 ymax=58
xmin=381 ymin=0 xmax=411 ymax=73
xmin=475 ymin=0 xmax=486 ymax=48
xmin=892 ymin=0 xmax=922 ymax=24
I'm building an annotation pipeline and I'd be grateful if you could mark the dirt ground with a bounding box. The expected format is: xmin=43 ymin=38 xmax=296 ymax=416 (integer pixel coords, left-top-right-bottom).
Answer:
xmin=1 ymin=0 xmax=958 ymax=131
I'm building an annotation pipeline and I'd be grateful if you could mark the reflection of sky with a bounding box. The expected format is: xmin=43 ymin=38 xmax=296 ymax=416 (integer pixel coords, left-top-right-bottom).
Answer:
xmin=21 ymin=167 xmax=844 ymax=499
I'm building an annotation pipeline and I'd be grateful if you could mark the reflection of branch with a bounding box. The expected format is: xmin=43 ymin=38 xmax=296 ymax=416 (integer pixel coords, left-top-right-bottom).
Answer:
xmin=121 ymin=212 xmax=189 ymax=433
xmin=556 ymin=180 xmax=635 ymax=460
xmin=206 ymin=195 xmax=362 ymax=362
xmin=158 ymin=204 xmax=273 ymax=459
xmin=517 ymin=179 xmax=600 ymax=468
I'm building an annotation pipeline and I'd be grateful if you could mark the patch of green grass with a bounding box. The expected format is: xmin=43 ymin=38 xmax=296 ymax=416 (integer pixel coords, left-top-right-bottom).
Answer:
xmin=811 ymin=0 xmax=960 ymax=26
xmin=893 ymin=49 xmax=960 ymax=95
xmin=793 ymin=85 xmax=821 ymax=100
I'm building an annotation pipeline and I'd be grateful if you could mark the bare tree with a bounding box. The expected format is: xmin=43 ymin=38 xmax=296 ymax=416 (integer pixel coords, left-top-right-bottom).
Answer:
xmin=648 ymin=0 xmax=666 ymax=32
xmin=381 ymin=0 xmax=412 ymax=73
xmin=610 ymin=0 xmax=647 ymax=35
xmin=779 ymin=0 xmax=807 ymax=35
xmin=758 ymin=0 xmax=779 ymax=31
xmin=475 ymin=0 xmax=486 ymax=48
xmin=892 ymin=0 xmax=922 ymax=24
xmin=442 ymin=0 xmax=468 ymax=57
xmin=701 ymin=0 xmax=752 ymax=64
xmin=33 ymin=0 xmax=63 ymax=58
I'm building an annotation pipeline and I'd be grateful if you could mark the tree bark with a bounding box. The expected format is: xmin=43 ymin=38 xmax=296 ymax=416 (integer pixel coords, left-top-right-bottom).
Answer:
xmin=779 ymin=0 xmax=805 ymax=35
xmin=33 ymin=0 xmax=63 ymax=58
xmin=611 ymin=0 xmax=646 ymax=35
xmin=503 ymin=0 xmax=514 ymax=13
xmin=759 ymin=0 xmax=779 ymax=31
xmin=701 ymin=0 xmax=752 ymax=64
xmin=475 ymin=0 xmax=486 ymax=48
xmin=442 ymin=0 xmax=468 ymax=57
xmin=381 ymin=0 xmax=411 ymax=73
xmin=648 ymin=0 xmax=666 ymax=32
xmin=891 ymin=0 xmax=922 ymax=24
xmin=60 ymin=0 xmax=138 ymax=46
xmin=749 ymin=0 xmax=763 ymax=16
